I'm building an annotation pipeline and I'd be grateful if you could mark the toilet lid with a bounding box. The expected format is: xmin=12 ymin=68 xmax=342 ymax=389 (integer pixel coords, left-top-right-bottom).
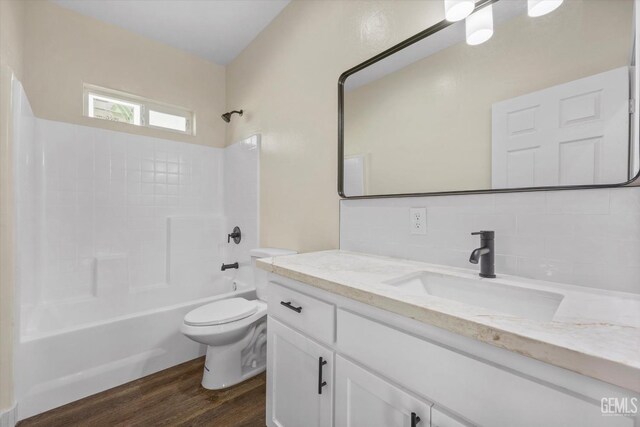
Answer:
xmin=184 ymin=298 xmax=258 ymax=326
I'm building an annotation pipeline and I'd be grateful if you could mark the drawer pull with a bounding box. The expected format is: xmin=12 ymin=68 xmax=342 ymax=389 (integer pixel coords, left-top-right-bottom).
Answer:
xmin=411 ymin=412 xmax=421 ymax=426
xmin=318 ymin=357 xmax=328 ymax=395
xmin=280 ymin=301 xmax=302 ymax=313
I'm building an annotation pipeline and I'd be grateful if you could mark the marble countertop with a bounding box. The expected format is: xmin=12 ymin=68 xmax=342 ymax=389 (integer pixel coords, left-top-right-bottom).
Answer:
xmin=257 ymin=250 xmax=640 ymax=393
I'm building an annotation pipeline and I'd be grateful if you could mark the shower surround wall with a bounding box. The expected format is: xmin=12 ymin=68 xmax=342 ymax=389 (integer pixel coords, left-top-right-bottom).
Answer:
xmin=340 ymin=189 xmax=640 ymax=294
xmin=19 ymin=118 xmax=225 ymax=335
xmin=13 ymin=80 xmax=260 ymax=418
xmin=223 ymin=135 xmax=260 ymax=284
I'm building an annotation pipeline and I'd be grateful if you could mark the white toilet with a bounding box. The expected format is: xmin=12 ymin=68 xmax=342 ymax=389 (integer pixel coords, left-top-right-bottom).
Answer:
xmin=181 ymin=247 xmax=296 ymax=390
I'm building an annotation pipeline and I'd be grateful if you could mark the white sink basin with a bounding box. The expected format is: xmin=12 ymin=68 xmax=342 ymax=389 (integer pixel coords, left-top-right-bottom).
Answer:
xmin=383 ymin=272 xmax=564 ymax=321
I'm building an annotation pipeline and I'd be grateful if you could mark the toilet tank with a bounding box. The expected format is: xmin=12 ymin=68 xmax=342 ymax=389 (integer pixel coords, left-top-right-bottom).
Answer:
xmin=250 ymin=248 xmax=297 ymax=301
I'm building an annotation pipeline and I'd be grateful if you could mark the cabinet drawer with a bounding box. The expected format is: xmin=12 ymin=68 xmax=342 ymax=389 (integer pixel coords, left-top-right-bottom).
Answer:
xmin=268 ymin=282 xmax=335 ymax=344
xmin=337 ymin=309 xmax=633 ymax=427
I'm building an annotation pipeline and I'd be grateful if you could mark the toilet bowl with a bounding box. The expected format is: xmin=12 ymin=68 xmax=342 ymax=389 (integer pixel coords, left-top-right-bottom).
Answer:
xmin=181 ymin=247 xmax=296 ymax=390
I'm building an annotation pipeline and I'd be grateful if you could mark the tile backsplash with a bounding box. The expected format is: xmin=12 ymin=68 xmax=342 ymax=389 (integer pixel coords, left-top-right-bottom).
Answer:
xmin=340 ymin=189 xmax=640 ymax=294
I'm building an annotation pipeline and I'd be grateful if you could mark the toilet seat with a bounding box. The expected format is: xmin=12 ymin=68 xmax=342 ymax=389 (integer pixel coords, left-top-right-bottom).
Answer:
xmin=184 ymin=298 xmax=258 ymax=326
xmin=181 ymin=302 xmax=267 ymax=340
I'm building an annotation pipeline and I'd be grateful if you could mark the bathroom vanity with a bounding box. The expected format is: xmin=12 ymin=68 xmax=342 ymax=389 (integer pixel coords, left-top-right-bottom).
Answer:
xmin=261 ymin=251 xmax=640 ymax=427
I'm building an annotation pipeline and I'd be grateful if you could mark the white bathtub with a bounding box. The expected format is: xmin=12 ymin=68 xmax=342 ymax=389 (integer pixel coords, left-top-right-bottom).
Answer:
xmin=16 ymin=276 xmax=256 ymax=420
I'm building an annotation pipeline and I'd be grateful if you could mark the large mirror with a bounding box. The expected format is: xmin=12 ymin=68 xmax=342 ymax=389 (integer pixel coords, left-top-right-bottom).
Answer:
xmin=339 ymin=0 xmax=639 ymax=197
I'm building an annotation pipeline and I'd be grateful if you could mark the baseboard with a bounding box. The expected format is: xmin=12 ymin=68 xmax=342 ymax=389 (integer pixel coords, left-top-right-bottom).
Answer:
xmin=0 ymin=402 xmax=18 ymax=427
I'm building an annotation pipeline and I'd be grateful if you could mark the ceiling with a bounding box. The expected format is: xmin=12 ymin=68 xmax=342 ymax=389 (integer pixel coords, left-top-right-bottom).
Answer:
xmin=51 ymin=0 xmax=291 ymax=65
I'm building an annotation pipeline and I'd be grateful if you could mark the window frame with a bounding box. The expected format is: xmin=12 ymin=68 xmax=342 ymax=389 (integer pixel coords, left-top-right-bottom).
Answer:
xmin=83 ymin=84 xmax=196 ymax=136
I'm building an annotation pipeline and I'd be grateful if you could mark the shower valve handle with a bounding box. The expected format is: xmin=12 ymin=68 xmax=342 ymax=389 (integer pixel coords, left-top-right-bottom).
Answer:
xmin=227 ymin=226 xmax=241 ymax=244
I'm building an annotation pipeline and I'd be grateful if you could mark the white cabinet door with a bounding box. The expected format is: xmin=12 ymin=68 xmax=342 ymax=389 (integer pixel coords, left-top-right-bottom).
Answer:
xmin=335 ymin=356 xmax=431 ymax=427
xmin=492 ymin=66 xmax=630 ymax=188
xmin=267 ymin=317 xmax=333 ymax=427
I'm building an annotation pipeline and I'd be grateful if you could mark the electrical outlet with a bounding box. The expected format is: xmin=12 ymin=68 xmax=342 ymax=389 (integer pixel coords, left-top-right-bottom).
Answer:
xmin=409 ymin=208 xmax=427 ymax=235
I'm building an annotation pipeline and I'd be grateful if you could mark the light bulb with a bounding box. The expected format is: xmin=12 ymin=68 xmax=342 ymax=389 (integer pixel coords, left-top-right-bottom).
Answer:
xmin=444 ymin=0 xmax=475 ymax=22
xmin=466 ymin=4 xmax=493 ymax=46
xmin=528 ymin=0 xmax=563 ymax=17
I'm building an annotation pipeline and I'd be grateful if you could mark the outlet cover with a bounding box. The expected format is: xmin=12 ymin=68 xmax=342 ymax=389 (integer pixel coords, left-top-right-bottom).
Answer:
xmin=410 ymin=208 xmax=427 ymax=235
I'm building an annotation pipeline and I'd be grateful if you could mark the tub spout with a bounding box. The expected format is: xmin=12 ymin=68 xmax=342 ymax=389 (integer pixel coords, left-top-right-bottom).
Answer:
xmin=221 ymin=262 xmax=239 ymax=271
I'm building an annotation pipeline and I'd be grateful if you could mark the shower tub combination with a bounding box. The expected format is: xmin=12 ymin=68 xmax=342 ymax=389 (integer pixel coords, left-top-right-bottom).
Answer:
xmin=12 ymin=78 xmax=261 ymax=420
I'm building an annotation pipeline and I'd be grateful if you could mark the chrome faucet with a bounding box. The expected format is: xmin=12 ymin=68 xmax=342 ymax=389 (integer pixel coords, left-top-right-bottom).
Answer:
xmin=469 ymin=231 xmax=496 ymax=278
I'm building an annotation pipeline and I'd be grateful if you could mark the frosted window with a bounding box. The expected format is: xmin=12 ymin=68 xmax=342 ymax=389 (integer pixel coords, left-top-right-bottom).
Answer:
xmin=149 ymin=110 xmax=188 ymax=132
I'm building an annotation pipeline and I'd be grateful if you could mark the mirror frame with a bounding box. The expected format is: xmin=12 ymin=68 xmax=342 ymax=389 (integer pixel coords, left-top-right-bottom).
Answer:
xmin=338 ymin=0 xmax=640 ymax=199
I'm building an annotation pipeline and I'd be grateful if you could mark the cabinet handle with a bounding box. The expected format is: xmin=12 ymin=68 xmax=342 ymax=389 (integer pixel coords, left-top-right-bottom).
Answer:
xmin=280 ymin=301 xmax=302 ymax=313
xmin=318 ymin=357 xmax=328 ymax=395
xmin=411 ymin=412 xmax=421 ymax=427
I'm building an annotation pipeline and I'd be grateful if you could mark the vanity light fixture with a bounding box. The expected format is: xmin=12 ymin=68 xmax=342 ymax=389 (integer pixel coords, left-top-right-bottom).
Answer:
xmin=528 ymin=0 xmax=563 ymax=17
xmin=444 ymin=0 xmax=475 ymax=22
xmin=465 ymin=4 xmax=493 ymax=46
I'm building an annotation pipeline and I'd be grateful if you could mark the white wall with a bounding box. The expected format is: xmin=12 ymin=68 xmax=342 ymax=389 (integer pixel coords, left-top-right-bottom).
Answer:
xmin=224 ymin=135 xmax=260 ymax=285
xmin=0 ymin=0 xmax=26 ymax=415
xmin=225 ymin=0 xmax=640 ymax=274
xmin=0 ymin=0 xmax=24 ymax=80
xmin=22 ymin=0 xmax=226 ymax=147
xmin=15 ymin=117 xmax=229 ymax=337
xmin=12 ymin=77 xmax=35 ymax=344
xmin=15 ymin=120 xmax=261 ymax=341
xmin=226 ymin=0 xmax=455 ymax=254
xmin=341 ymin=188 xmax=640 ymax=294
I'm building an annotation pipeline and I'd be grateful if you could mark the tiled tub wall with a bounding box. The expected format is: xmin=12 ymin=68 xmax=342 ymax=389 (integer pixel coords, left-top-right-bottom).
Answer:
xmin=223 ymin=135 xmax=260 ymax=282
xmin=15 ymin=117 xmax=263 ymax=336
xmin=20 ymin=119 xmax=224 ymax=304
xmin=340 ymin=189 xmax=640 ymax=294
